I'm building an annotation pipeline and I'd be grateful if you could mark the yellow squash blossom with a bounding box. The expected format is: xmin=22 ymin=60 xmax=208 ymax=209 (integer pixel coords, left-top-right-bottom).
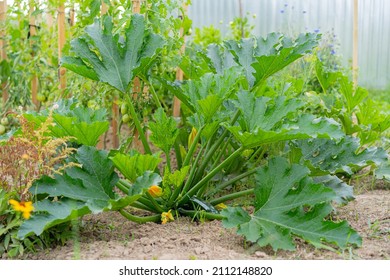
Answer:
xmin=148 ymin=185 xmax=163 ymax=198
xmin=9 ymin=199 xmax=34 ymax=219
xmin=161 ymin=209 xmax=174 ymax=224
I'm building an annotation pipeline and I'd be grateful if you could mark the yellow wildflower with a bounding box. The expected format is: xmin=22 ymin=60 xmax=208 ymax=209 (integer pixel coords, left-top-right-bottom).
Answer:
xmin=161 ymin=209 xmax=174 ymax=224
xmin=148 ymin=185 xmax=163 ymax=198
xmin=9 ymin=199 xmax=34 ymax=219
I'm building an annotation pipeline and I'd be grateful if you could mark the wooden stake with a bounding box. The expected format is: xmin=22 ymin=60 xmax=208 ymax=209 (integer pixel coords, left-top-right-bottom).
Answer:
xmin=58 ymin=2 xmax=66 ymax=94
xmin=132 ymin=0 xmax=141 ymax=13
xmin=101 ymin=1 xmax=108 ymax=14
xmin=29 ymin=0 xmax=38 ymax=109
xmin=0 ymin=1 xmax=8 ymax=109
xmin=352 ymin=0 xmax=358 ymax=87
xmin=173 ymin=3 xmax=188 ymax=118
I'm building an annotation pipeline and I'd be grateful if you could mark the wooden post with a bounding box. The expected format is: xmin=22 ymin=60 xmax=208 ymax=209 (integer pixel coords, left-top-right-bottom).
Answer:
xmin=132 ymin=0 xmax=140 ymax=13
xmin=352 ymin=0 xmax=358 ymax=87
xmin=0 ymin=1 xmax=8 ymax=109
xmin=101 ymin=1 xmax=108 ymax=14
xmin=29 ymin=0 xmax=39 ymax=109
xmin=58 ymin=2 xmax=66 ymax=94
xmin=172 ymin=3 xmax=188 ymax=118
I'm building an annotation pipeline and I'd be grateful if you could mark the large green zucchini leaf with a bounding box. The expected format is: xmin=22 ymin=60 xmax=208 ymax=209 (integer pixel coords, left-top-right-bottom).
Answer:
xmin=62 ymin=14 xmax=164 ymax=93
xmin=18 ymin=146 xmax=146 ymax=239
xmin=294 ymin=137 xmax=388 ymax=175
xmin=226 ymin=91 xmax=343 ymax=148
xmin=222 ymin=157 xmax=361 ymax=251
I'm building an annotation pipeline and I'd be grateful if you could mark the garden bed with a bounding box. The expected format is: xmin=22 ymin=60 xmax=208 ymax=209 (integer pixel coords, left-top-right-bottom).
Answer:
xmin=17 ymin=187 xmax=389 ymax=260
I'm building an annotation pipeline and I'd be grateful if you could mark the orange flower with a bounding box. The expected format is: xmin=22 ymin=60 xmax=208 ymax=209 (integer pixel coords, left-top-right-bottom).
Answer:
xmin=161 ymin=210 xmax=174 ymax=224
xmin=9 ymin=199 xmax=34 ymax=219
xmin=148 ymin=185 xmax=163 ymax=198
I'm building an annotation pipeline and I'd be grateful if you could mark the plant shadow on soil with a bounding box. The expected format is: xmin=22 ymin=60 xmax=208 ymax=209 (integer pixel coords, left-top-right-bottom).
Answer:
xmin=14 ymin=179 xmax=389 ymax=260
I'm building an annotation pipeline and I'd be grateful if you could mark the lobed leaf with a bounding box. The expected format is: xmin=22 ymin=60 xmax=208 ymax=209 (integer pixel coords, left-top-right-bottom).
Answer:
xmin=234 ymin=90 xmax=303 ymax=131
xmin=24 ymin=101 xmax=110 ymax=147
xmin=375 ymin=161 xmax=390 ymax=182
xmin=294 ymin=136 xmax=388 ymax=175
xmin=149 ymin=108 xmax=179 ymax=154
xmin=225 ymin=33 xmax=319 ymax=88
xmin=19 ymin=146 xmax=155 ymax=239
xmin=18 ymin=199 xmax=90 ymax=239
xmin=163 ymin=166 xmax=190 ymax=189
xmin=110 ymin=151 xmax=162 ymax=182
xmin=33 ymin=146 xmax=119 ymax=212
xmin=313 ymin=175 xmax=354 ymax=204
xmin=62 ymin=15 xmax=164 ymax=93
xmin=227 ymin=94 xmax=343 ymax=148
xmin=222 ymin=157 xmax=361 ymax=251
xmin=129 ymin=171 xmax=162 ymax=196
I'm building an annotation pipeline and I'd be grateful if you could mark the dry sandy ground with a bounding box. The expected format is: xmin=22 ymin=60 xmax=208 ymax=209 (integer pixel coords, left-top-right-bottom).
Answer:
xmin=18 ymin=188 xmax=389 ymax=260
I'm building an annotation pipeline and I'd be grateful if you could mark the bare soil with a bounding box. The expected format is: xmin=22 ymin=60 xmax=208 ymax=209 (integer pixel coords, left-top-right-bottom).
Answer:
xmin=20 ymin=187 xmax=389 ymax=260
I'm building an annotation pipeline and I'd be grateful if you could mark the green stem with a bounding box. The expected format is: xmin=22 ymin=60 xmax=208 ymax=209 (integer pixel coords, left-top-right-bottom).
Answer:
xmin=119 ymin=209 xmax=161 ymax=223
xmin=116 ymin=180 xmax=129 ymax=194
xmin=144 ymin=192 xmax=166 ymax=213
xmin=131 ymin=201 xmax=157 ymax=213
xmin=178 ymin=147 xmax=245 ymax=206
xmin=248 ymin=146 xmax=263 ymax=162
xmin=254 ymin=148 xmax=267 ymax=166
xmin=144 ymin=77 xmax=163 ymax=109
xmin=138 ymin=197 xmax=159 ymax=212
xmin=116 ymin=180 xmax=159 ymax=212
xmin=118 ymin=178 xmax=132 ymax=188
xmin=206 ymin=167 xmax=259 ymax=197
xmin=168 ymin=145 xmax=205 ymax=208
xmin=173 ymin=141 xmax=183 ymax=170
xmin=352 ymin=171 xmax=371 ymax=180
xmin=194 ymin=110 xmax=241 ymax=182
xmin=124 ymin=94 xmax=152 ymax=154
xmin=209 ymin=135 xmax=232 ymax=172
xmin=209 ymin=188 xmax=254 ymax=206
xmin=178 ymin=209 xmax=224 ymax=220
xmin=178 ymin=144 xmax=205 ymax=200
xmin=165 ymin=151 xmax=172 ymax=173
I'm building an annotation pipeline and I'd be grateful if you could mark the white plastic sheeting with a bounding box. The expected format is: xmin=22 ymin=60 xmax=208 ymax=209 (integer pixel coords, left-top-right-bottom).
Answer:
xmin=188 ymin=0 xmax=390 ymax=89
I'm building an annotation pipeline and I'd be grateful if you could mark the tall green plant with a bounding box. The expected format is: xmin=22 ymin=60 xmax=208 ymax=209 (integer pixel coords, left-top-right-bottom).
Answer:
xmin=16 ymin=8 xmax=390 ymax=252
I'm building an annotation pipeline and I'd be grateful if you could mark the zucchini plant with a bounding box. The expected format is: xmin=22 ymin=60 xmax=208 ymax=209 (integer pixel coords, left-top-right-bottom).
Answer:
xmin=16 ymin=14 xmax=390 ymax=252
